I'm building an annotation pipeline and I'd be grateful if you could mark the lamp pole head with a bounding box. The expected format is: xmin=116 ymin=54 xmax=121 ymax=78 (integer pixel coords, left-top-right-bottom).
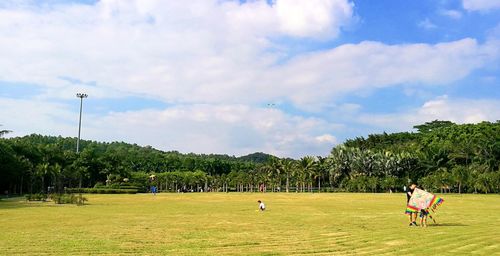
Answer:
xmin=76 ymin=93 xmax=88 ymax=98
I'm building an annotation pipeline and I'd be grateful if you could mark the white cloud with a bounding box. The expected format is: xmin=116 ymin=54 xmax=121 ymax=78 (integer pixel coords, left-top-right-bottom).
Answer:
xmin=0 ymin=97 xmax=338 ymax=158
xmin=418 ymin=18 xmax=438 ymax=29
xmin=0 ymin=1 xmax=497 ymax=110
xmin=416 ymin=96 xmax=500 ymax=123
xmin=1 ymin=1 xmax=499 ymax=157
xmin=337 ymin=103 xmax=362 ymax=113
xmin=463 ymin=0 xmax=500 ymax=11
xmin=274 ymin=0 xmax=354 ymax=39
xmin=439 ymin=9 xmax=463 ymax=19
xmin=0 ymin=97 xmax=77 ymax=137
xmin=0 ymin=0 xmax=356 ymax=105
xmin=223 ymin=0 xmax=354 ymax=39
xmin=488 ymin=23 xmax=500 ymax=40
xmin=266 ymin=38 xmax=498 ymax=109
xmin=356 ymin=96 xmax=500 ymax=131
xmin=315 ymin=134 xmax=337 ymax=143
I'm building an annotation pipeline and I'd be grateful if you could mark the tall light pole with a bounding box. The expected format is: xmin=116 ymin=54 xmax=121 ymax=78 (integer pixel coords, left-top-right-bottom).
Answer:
xmin=76 ymin=93 xmax=88 ymax=153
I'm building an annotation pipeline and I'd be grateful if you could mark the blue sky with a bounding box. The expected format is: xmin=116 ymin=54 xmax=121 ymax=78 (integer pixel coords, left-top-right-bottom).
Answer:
xmin=0 ymin=0 xmax=499 ymax=158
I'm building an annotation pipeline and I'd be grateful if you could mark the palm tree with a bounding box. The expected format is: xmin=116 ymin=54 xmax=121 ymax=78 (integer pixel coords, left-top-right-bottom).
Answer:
xmin=436 ymin=167 xmax=452 ymax=193
xmin=258 ymin=164 xmax=272 ymax=192
xmin=270 ymin=158 xmax=284 ymax=192
xmin=328 ymin=145 xmax=353 ymax=189
xmin=316 ymin=156 xmax=328 ymax=193
xmin=51 ymin=163 xmax=62 ymax=193
xmin=451 ymin=165 xmax=469 ymax=194
xmin=327 ymin=158 xmax=342 ymax=190
xmin=298 ymin=156 xmax=316 ymax=192
xmin=221 ymin=173 xmax=229 ymax=192
xmin=351 ymin=149 xmax=375 ymax=177
xmin=468 ymin=163 xmax=489 ymax=193
xmin=35 ymin=162 xmax=51 ymax=193
xmin=282 ymin=159 xmax=294 ymax=193
xmin=291 ymin=161 xmax=302 ymax=192
xmin=193 ymin=170 xmax=207 ymax=192
xmin=17 ymin=156 xmax=33 ymax=195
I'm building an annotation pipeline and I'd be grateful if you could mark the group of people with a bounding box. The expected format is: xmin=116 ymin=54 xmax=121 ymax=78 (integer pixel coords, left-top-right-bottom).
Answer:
xmin=405 ymin=183 xmax=434 ymax=227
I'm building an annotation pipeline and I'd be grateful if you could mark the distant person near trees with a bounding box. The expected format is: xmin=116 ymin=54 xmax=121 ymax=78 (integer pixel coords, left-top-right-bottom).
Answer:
xmin=149 ymin=174 xmax=157 ymax=196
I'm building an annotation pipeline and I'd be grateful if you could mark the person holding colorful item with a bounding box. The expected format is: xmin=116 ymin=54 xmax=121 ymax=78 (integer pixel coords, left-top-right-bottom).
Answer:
xmin=405 ymin=184 xmax=417 ymax=226
xmin=405 ymin=184 xmax=444 ymax=227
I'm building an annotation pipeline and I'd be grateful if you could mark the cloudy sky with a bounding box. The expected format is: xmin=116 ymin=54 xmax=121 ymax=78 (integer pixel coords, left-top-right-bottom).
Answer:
xmin=1 ymin=0 xmax=499 ymax=158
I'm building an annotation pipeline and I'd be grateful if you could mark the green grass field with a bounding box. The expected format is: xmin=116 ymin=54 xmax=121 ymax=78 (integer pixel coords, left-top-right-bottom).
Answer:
xmin=1 ymin=193 xmax=499 ymax=255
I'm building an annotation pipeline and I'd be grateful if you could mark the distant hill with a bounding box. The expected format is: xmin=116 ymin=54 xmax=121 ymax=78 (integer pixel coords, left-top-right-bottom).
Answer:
xmin=238 ymin=152 xmax=276 ymax=163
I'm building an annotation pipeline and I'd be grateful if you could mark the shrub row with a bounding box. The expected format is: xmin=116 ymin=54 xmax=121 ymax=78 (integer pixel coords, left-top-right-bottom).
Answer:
xmin=25 ymin=193 xmax=48 ymax=201
xmin=93 ymin=183 xmax=144 ymax=191
xmin=51 ymin=193 xmax=87 ymax=205
xmin=118 ymin=185 xmax=141 ymax=190
xmin=65 ymin=188 xmax=138 ymax=194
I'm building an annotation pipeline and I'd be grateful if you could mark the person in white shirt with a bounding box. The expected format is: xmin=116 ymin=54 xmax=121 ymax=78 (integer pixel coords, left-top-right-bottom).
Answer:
xmin=257 ymin=200 xmax=265 ymax=211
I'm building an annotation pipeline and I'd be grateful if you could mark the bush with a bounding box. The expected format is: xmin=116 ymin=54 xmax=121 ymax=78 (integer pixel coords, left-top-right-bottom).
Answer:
xmin=92 ymin=183 xmax=145 ymax=191
xmin=118 ymin=185 xmax=139 ymax=189
xmin=120 ymin=182 xmax=148 ymax=192
xmin=109 ymin=183 xmax=121 ymax=189
xmin=65 ymin=188 xmax=138 ymax=194
xmin=25 ymin=193 xmax=48 ymax=201
xmin=93 ymin=182 xmax=105 ymax=188
xmin=51 ymin=193 xmax=88 ymax=206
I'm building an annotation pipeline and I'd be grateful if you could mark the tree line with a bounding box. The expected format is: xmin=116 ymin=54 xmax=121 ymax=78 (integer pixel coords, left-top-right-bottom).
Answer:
xmin=1 ymin=120 xmax=499 ymax=195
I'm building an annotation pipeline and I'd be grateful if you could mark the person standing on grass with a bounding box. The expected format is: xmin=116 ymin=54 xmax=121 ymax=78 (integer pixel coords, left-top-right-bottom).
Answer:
xmin=419 ymin=208 xmax=429 ymax=227
xmin=149 ymin=174 xmax=157 ymax=196
xmin=406 ymin=183 xmax=417 ymax=226
xmin=257 ymin=200 xmax=265 ymax=211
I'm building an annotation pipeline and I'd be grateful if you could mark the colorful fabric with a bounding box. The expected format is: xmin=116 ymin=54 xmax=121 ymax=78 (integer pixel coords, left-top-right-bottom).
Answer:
xmin=405 ymin=188 xmax=443 ymax=215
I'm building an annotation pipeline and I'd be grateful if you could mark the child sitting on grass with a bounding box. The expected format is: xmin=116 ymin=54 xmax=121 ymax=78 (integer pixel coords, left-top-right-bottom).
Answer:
xmin=257 ymin=200 xmax=265 ymax=211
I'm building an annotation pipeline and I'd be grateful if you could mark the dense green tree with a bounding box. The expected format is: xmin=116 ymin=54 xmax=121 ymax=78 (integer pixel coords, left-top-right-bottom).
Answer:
xmin=413 ymin=120 xmax=455 ymax=133
xmin=0 ymin=125 xmax=11 ymax=138
xmin=1 ymin=121 xmax=499 ymax=194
